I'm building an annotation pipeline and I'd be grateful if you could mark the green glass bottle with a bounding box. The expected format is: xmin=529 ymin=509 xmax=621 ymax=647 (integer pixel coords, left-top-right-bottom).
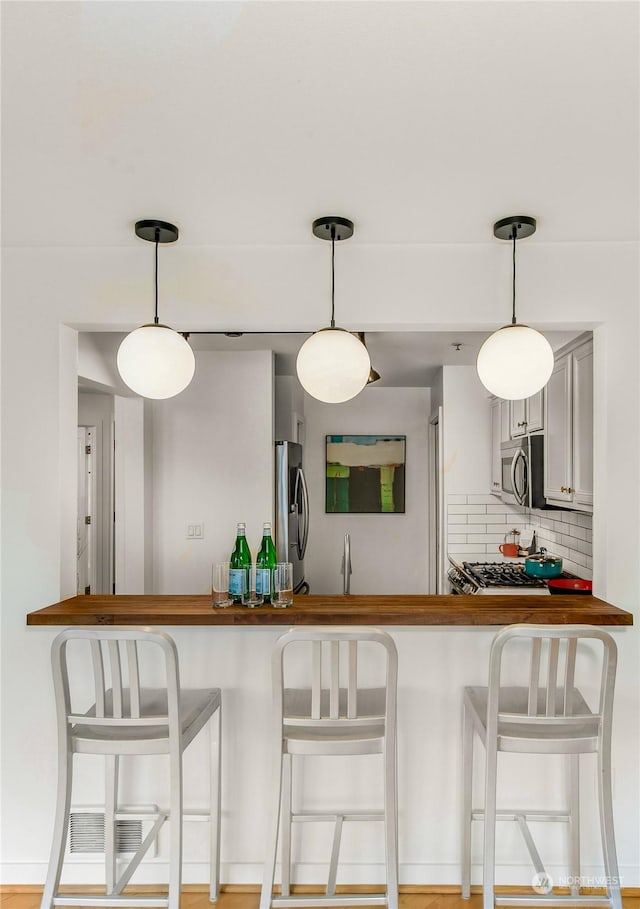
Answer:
xmin=255 ymin=522 xmax=277 ymax=601
xmin=229 ymin=522 xmax=251 ymax=603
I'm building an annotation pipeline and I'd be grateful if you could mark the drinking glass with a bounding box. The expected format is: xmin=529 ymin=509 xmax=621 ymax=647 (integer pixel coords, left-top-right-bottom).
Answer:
xmin=272 ymin=562 xmax=294 ymax=608
xmin=211 ymin=563 xmax=233 ymax=608
xmin=242 ymin=565 xmax=264 ymax=607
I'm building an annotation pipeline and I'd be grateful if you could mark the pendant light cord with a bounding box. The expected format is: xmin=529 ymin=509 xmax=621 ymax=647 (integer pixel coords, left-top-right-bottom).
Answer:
xmin=154 ymin=229 xmax=160 ymax=325
xmin=330 ymin=225 xmax=336 ymax=328
xmin=511 ymin=228 xmax=517 ymax=325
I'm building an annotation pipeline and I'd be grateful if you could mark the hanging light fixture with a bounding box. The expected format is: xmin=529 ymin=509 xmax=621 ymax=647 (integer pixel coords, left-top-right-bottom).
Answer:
xmin=117 ymin=220 xmax=195 ymax=399
xmin=476 ymin=216 xmax=553 ymax=400
xmin=296 ymin=217 xmax=371 ymax=404
xmin=357 ymin=332 xmax=381 ymax=384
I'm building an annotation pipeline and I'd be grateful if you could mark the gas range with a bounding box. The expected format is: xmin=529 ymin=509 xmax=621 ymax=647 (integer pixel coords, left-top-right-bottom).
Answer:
xmin=447 ymin=558 xmax=551 ymax=595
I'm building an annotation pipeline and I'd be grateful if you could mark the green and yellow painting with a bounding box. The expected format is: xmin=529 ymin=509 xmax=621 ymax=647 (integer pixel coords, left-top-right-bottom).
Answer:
xmin=326 ymin=435 xmax=406 ymax=514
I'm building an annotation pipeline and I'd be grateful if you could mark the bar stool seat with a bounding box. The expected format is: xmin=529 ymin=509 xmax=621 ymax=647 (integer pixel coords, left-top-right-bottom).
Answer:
xmin=261 ymin=627 xmax=398 ymax=909
xmin=464 ymin=685 xmax=599 ymax=751
xmin=461 ymin=624 xmax=621 ymax=909
xmin=41 ymin=627 xmax=222 ymax=909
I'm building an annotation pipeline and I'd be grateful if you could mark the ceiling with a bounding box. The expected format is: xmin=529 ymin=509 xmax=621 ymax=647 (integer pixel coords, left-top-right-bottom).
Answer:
xmin=3 ymin=2 xmax=636 ymax=388
xmin=2 ymin=2 xmax=638 ymax=250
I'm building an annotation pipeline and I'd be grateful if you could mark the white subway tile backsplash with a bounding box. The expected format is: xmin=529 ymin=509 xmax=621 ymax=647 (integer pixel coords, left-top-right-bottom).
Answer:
xmin=482 ymin=513 xmax=511 ymax=524
xmin=468 ymin=533 xmax=505 ymax=545
xmin=466 ymin=513 xmax=503 ymax=524
xmin=448 ymin=494 xmax=593 ymax=569
xmin=448 ymin=523 xmax=475 ymax=534
xmin=567 ymin=526 xmax=588 ymax=541
xmin=486 ymin=504 xmax=525 ymax=515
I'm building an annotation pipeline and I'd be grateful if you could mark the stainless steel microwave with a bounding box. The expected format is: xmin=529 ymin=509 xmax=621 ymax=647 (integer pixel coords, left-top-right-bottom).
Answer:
xmin=500 ymin=434 xmax=546 ymax=509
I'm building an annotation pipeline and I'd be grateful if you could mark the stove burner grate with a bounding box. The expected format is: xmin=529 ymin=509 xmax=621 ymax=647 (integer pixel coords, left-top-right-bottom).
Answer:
xmin=463 ymin=561 xmax=548 ymax=589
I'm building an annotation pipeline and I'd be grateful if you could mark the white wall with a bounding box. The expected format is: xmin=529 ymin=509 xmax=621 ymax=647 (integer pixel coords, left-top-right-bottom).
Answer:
xmin=2 ymin=241 xmax=638 ymax=885
xmin=304 ymin=387 xmax=430 ymax=595
xmin=274 ymin=375 xmax=305 ymax=443
xmin=151 ymin=351 xmax=274 ymax=593
xmin=442 ymin=365 xmax=492 ymax=496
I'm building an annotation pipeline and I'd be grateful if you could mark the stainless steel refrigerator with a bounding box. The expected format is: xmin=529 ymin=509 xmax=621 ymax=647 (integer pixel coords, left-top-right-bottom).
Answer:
xmin=275 ymin=441 xmax=309 ymax=592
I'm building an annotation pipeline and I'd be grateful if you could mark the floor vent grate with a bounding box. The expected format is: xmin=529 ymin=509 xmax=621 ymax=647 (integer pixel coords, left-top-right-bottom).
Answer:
xmin=68 ymin=806 xmax=158 ymax=857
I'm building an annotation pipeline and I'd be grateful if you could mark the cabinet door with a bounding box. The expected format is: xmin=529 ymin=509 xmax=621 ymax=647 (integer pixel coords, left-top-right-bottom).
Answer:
xmin=527 ymin=389 xmax=544 ymax=433
xmin=572 ymin=341 xmax=593 ymax=507
xmin=500 ymin=400 xmax=511 ymax=443
xmin=490 ymin=398 xmax=502 ymax=494
xmin=544 ymin=354 xmax=573 ymax=503
xmin=510 ymin=399 xmax=527 ymax=437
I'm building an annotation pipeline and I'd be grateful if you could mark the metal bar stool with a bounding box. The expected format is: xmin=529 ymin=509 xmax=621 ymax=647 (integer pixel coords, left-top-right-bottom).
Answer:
xmin=461 ymin=624 xmax=621 ymax=909
xmin=41 ymin=627 xmax=222 ymax=909
xmin=260 ymin=627 xmax=398 ymax=909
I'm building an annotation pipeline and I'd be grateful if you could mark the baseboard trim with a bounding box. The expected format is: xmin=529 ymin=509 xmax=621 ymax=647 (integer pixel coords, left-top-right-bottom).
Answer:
xmin=2 ymin=884 xmax=639 ymax=897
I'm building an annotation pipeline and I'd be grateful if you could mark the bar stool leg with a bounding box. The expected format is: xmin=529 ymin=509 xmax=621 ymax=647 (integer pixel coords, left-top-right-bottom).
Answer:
xmin=168 ymin=747 xmax=183 ymax=909
xmin=260 ymin=743 xmax=284 ymax=909
xmin=210 ymin=706 xmax=222 ymax=902
xmin=40 ymin=749 xmax=73 ymax=909
xmin=461 ymin=703 xmax=473 ymax=899
xmin=105 ymin=755 xmax=120 ymax=893
xmin=384 ymin=737 xmax=398 ymax=909
xmin=482 ymin=744 xmax=498 ymax=909
xmin=280 ymin=754 xmax=292 ymax=896
xmin=597 ymin=744 xmax=622 ymax=909
xmin=568 ymin=754 xmax=580 ymax=897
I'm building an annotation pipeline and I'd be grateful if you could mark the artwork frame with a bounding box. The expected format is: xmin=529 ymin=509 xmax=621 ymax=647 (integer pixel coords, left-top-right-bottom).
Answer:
xmin=325 ymin=434 xmax=406 ymax=514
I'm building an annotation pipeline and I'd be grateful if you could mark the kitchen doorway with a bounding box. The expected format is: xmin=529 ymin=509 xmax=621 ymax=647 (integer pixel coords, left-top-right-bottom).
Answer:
xmin=78 ymin=390 xmax=114 ymax=594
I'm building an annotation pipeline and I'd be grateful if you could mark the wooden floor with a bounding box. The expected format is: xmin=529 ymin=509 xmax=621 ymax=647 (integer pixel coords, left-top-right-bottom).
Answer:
xmin=2 ymin=889 xmax=638 ymax=909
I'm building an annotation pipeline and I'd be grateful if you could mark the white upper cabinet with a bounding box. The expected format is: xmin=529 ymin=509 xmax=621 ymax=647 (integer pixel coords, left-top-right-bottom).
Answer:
xmin=510 ymin=398 xmax=527 ymax=437
xmin=490 ymin=397 xmax=502 ymax=494
xmin=543 ymin=336 xmax=593 ymax=512
xmin=490 ymin=398 xmax=513 ymax=495
xmin=526 ymin=389 xmax=544 ymax=433
xmin=544 ymin=354 xmax=573 ymax=503
xmin=500 ymin=399 xmax=511 ymax=443
xmin=572 ymin=341 xmax=593 ymax=508
xmin=510 ymin=389 xmax=544 ymax=437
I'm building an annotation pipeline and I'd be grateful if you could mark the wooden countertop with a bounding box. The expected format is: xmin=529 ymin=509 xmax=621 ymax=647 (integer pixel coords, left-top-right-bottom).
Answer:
xmin=26 ymin=593 xmax=633 ymax=627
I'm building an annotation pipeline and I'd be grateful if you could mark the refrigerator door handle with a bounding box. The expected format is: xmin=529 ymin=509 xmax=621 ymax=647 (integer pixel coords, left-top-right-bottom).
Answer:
xmin=294 ymin=466 xmax=310 ymax=558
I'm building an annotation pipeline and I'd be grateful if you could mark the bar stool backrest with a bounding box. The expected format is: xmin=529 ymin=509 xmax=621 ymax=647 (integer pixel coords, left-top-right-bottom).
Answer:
xmin=272 ymin=627 xmax=397 ymax=730
xmin=486 ymin=624 xmax=617 ymax=736
xmin=51 ymin=627 xmax=182 ymax=742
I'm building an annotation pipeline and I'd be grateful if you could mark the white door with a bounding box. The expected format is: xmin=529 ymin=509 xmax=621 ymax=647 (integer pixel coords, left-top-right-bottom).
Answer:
xmin=544 ymin=354 xmax=573 ymax=503
xmin=428 ymin=408 xmax=444 ymax=594
xmin=77 ymin=426 xmax=97 ymax=594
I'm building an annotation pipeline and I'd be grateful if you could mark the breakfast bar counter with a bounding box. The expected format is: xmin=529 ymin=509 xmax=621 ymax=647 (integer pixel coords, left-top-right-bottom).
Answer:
xmin=26 ymin=592 xmax=633 ymax=626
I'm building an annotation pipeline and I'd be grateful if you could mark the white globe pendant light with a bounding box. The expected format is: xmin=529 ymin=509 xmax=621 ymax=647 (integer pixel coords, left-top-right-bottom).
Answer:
xmin=477 ymin=216 xmax=553 ymax=400
xmin=117 ymin=220 xmax=195 ymax=399
xmin=296 ymin=217 xmax=370 ymax=404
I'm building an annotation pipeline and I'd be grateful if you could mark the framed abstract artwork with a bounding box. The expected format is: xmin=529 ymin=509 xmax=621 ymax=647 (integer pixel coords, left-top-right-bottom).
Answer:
xmin=325 ymin=435 xmax=406 ymax=514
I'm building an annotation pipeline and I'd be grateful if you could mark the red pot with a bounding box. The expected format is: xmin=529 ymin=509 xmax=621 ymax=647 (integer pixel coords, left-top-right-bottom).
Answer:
xmin=547 ymin=579 xmax=593 ymax=596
